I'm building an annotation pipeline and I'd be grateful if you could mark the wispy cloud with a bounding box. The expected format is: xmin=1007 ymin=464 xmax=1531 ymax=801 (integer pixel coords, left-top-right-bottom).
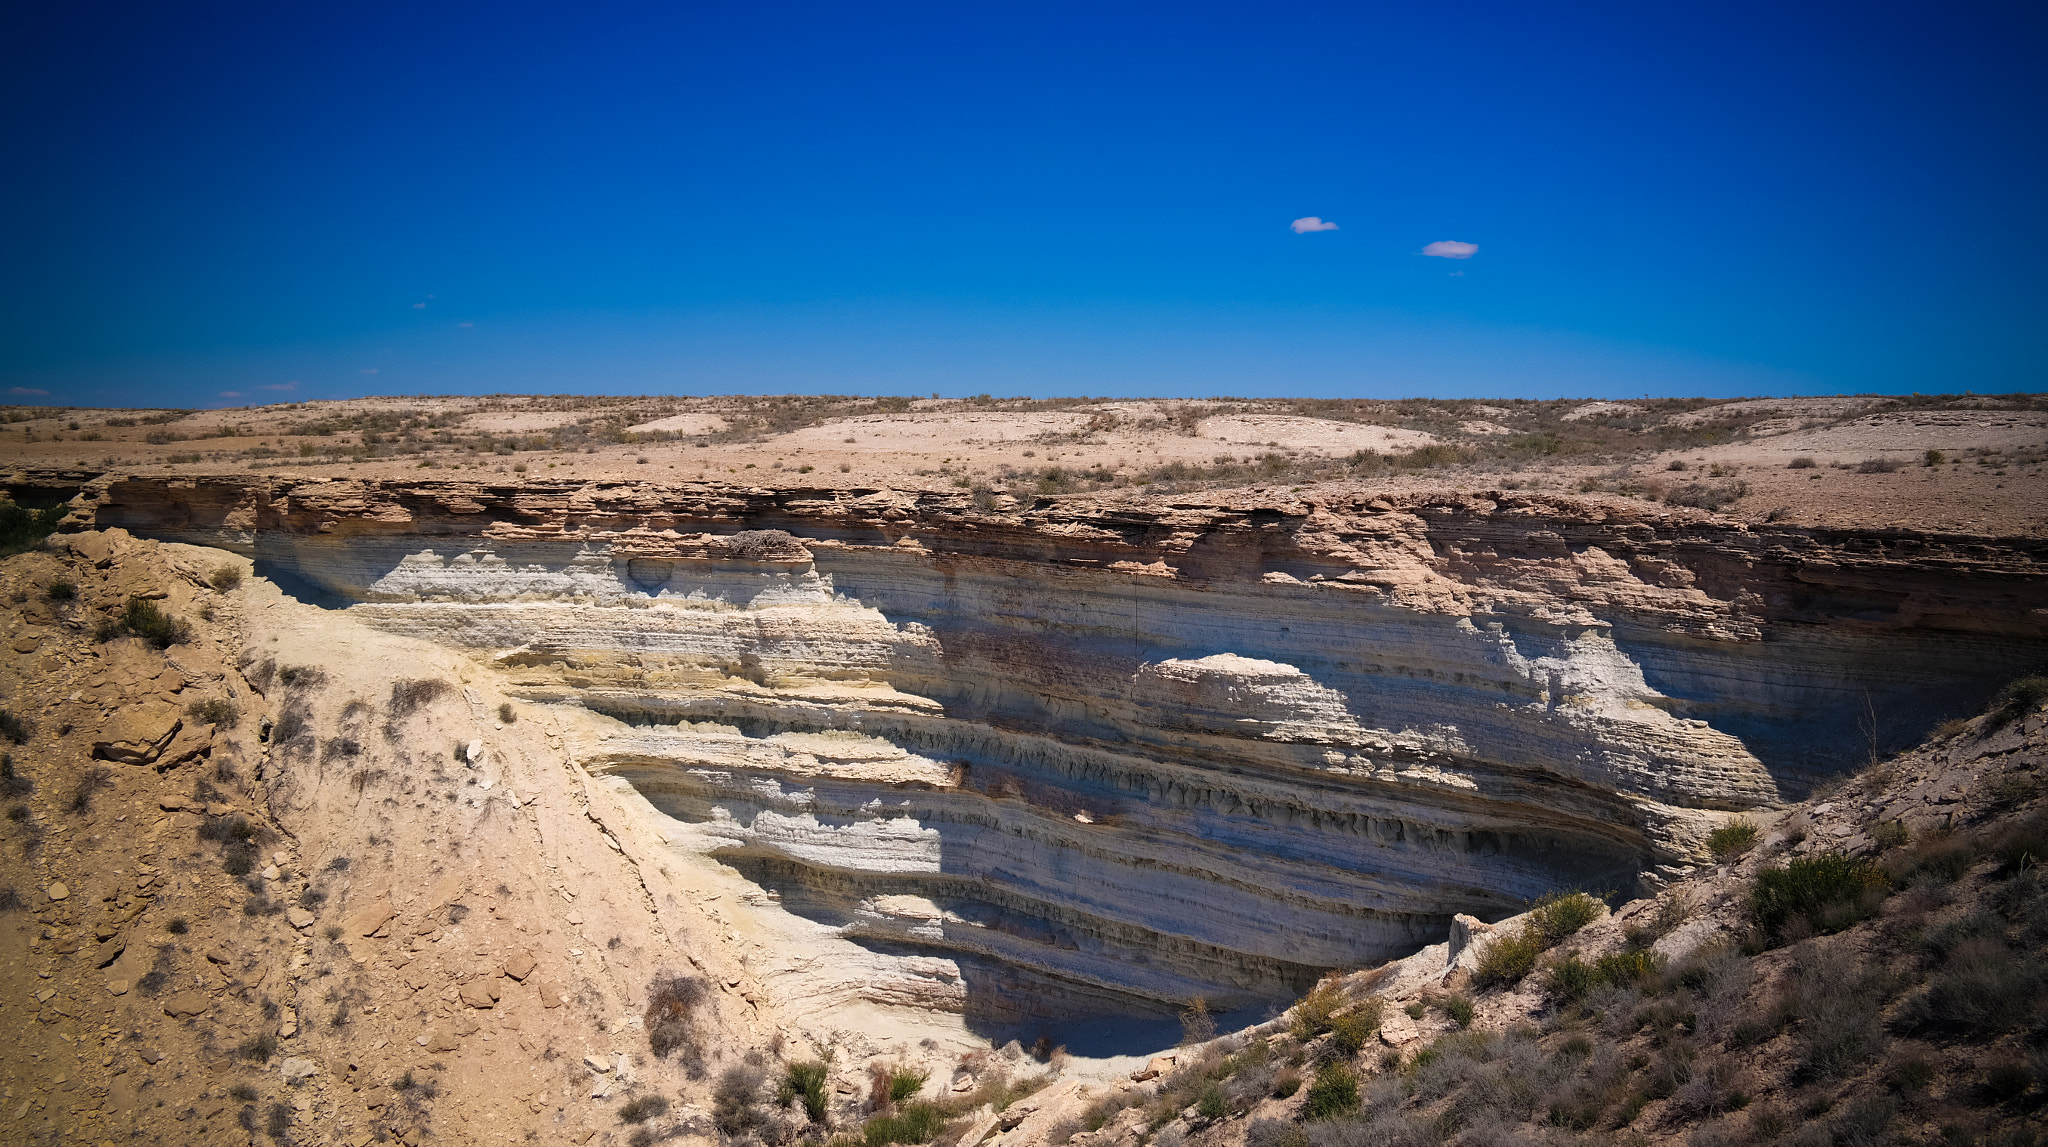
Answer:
xmin=1290 ymin=217 xmax=1339 ymax=234
xmin=359 ymin=368 xmax=379 ymax=374
xmin=458 ymin=321 xmax=473 ymax=328
xmin=256 ymin=381 xmax=299 ymax=392
xmin=1423 ymin=240 xmax=1478 ymax=259
xmin=218 ymin=390 xmax=243 ymax=398
xmin=8 ymin=386 xmax=50 ymax=397
xmin=412 ymin=302 xmax=426 ymax=309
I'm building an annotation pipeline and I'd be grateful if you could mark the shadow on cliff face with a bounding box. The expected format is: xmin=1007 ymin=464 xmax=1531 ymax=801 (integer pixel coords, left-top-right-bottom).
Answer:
xmin=252 ymin=559 xmax=353 ymax=610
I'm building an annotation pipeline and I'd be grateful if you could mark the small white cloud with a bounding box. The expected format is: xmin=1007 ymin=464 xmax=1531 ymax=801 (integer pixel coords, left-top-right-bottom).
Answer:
xmin=412 ymin=302 xmax=426 ymax=309
xmin=8 ymin=386 xmax=50 ymax=396
xmin=359 ymin=368 xmax=379 ymax=374
xmin=1423 ymin=240 xmax=1478 ymax=259
xmin=458 ymin=321 xmax=473 ymax=328
xmin=218 ymin=390 xmax=243 ymax=398
xmin=1291 ymin=217 xmax=1339 ymax=234
xmin=256 ymin=381 xmax=299 ymax=392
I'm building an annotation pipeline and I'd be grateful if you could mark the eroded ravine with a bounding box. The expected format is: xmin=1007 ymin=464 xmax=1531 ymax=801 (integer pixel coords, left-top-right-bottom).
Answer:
xmin=82 ymin=475 xmax=2048 ymax=1046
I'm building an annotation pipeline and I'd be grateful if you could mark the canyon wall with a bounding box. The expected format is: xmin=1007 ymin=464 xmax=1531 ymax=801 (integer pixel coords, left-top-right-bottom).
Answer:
xmin=78 ymin=476 xmax=2048 ymax=1037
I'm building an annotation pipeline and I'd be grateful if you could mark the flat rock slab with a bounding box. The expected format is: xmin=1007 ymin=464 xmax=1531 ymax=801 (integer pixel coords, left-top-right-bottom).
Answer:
xmin=93 ymin=702 xmax=182 ymax=765
xmin=162 ymin=991 xmax=212 ymax=1017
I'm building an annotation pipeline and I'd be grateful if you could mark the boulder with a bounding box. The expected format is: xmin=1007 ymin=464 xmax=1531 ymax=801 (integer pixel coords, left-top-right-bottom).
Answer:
xmin=280 ymin=1057 xmax=321 ymax=1082
xmin=156 ymin=723 xmax=214 ymax=770
xmin=502 ymin=951 xmax=536 ymax=981
xmin=93 ymin=702 xmax=182 ymax=765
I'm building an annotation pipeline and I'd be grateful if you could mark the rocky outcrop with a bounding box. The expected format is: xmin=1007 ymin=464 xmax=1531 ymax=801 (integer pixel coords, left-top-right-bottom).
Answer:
xmin=74 ymin=475 xmax=2048 ymax=1035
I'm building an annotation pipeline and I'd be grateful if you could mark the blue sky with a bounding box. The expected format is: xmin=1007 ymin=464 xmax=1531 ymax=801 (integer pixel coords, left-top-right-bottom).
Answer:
xmin=2 ymin=1 xmax=2043 ymax=406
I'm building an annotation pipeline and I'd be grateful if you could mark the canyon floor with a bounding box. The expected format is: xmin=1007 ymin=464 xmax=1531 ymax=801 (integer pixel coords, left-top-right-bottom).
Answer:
xmin=0 ymin=391 xmax=2044 ymax=1147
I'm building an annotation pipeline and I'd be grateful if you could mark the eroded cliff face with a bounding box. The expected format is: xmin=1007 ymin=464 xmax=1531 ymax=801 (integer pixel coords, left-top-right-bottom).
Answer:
xmin=80 ymin=476 xmax=2048 ymax=1039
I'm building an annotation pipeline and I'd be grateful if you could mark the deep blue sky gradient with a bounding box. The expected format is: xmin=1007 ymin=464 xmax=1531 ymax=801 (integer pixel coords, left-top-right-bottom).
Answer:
xmin=3 ymin=1 xmax=2043 ymax=405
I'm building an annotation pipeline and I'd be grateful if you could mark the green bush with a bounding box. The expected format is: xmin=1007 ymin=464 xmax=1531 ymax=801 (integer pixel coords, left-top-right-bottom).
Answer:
xmin=1546 ymin=955 xmax=1600 ymax=1003
xmin=1596 ymin=948 xmax=1664 ymax=987
xmin=98 ymin=596 xmax=194 ymax=648
xmin=1328 ymin=999 xmax=1384 ymax=1056
xmin=186 ymin=698 xmax=240 ymax=729
xmin=861 ymin=1102 xmax=947 ymax=1147
xmin=0 ymin=500 xmax=65 ymax=558
xmin=1529 ymin=891 xmax=1603 ymax=943
xmin=1443 ymin=994 xmax=1475 ymax=1028
xmin=1474 ymin=928 xmax=1547 ymax=989
xmin=44 ymin=580 xmax=75 ymax=602
xmin=1197 ymin=1084 xmax=1226 ymax=1119
xmin=784 ymin=1061 xmax=830 ymax=1124
xmin=887 ymin=1068 xmax=929 ymax=1105
xmin=1291 ymin=982 xmax=1343 ymax=1041
xmin=1707 ymin=819 xmax=1760 ymax=861
xmin=1301 ymin=1062 xmax=1359 ymax=1120
xmin=1750 ymin=853 xmax=1886 ymax=944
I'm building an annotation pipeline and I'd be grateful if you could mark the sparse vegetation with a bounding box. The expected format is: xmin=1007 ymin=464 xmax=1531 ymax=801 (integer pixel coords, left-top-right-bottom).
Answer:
xmin=96 ymin=595 xmax=194 ymax=648
xmin=209 ymin=564 xmax=243 ymax=590
xmin=1750 ymin=852 xmax=1887 ymax=944
xmin=644 ymin=973 xmax=708 ymax=1074
xmin=1707 ymin=817 xmax=1760 ymax=861
xmin=618 ymin=1094 xmax=670 ymax=1124
xmin=186 ymin=697 xmax=240 ymax=728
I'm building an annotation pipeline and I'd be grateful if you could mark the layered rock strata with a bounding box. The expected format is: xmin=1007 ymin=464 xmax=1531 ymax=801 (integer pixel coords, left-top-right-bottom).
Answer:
xmin=77 ymin=476 xmax=2048 ymax=1033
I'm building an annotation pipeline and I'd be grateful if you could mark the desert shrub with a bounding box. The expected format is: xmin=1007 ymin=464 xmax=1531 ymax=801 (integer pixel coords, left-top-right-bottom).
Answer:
xmin=0 ymin=500 xmax=65 ymax=557
xmin=1181 ymin=996 xmax=1216 ymax=1046
xmin=186 ymin=698 xmax=240 ymax=728
xmin=1197 ymin=1083 xmax=1227 ymax=1119
xmin=1788 ymin=456 xmax=1817 ymax=469
xmin=102 ymin=596 xmax=193 ymax=648
xmin=1595 ymin=949 xmax=1664 ymax=988
xmin=1328 ymin=999 xmax=1384 ymax=1056
xmin=1750 ymin=853 xmax=1886 ymax=944
xmin=1529 ymin=892 xmax=1603 ymax=944
xmin=1792 ymin=947 xmax=1889 ymax=1081
xmin=1547 ymin=954 xmax=1604 ymax=1003
xmin=1823 ymin=1093 xmax=1897 ymax=1147
xmin=1986 ymin=674 xmax=2048 ymax=731
xmin=713 ymin=1063 xmax=768 ymax=1135
xmin=1246 ymin=1117 xmax=1308 ymax=1147
xmin=67 ymin=765 xmax=112 ymax=815
xmin=1854 ymin=457 xmax=1901 ymax=473
xmin=619 ymin=1094 xmax=670 ymax=1124
xmin=238 ymin=1032 xmax=278 ymax=1062
xmin=784 ymin=1060 xmax=830 ymax=1123
xmin=1443 ymin=995 xmax=1475 ymax=1028
xmin=1303 ymin=1061 xmax=1360 ymax=1120
xmin=498 ymin=702 xmax=515 ymax=723
xmin=1707 ymin=819 xmax=1759 ymax=861
xmin=0 ymin=711 xmax=28 ymax=745
xmin=44 ymin=579 xmax=75 ymax=601
xmin=1896 ymin=940 xmax=2047 ymax=1037
xmin=888 ymin=1067 xmax=929 ymax=1105
xmin=1870 ymin=820 xmax=1910 ymax=850
xmin=266 ymin=1103 xmax=290 ymax=1139
xmin=386 ymin=677 xmax=447 ymax=719
xmin=1981 ymin=1058 xmax=2034 ymax=1104
xmin=1474 ymin=928 xmax=1547 ymax=989
xmin=210 ymin=565 xmax=243 ymax=591
xmin=1292 ymin=982 xmax=1344 ymax=1040
xmin=641 ymin=974 xmax=708 ymax=1072
xmin=1272 ymin=1065 xmax=1303 ymax=1098
xmin=1666 ymin=481 xmax=1750 ymax=510
xmin=277 ymin=665 xmax=327 ymax=689
xmin=863 ymin=1102 xmax=948 ymax=1146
